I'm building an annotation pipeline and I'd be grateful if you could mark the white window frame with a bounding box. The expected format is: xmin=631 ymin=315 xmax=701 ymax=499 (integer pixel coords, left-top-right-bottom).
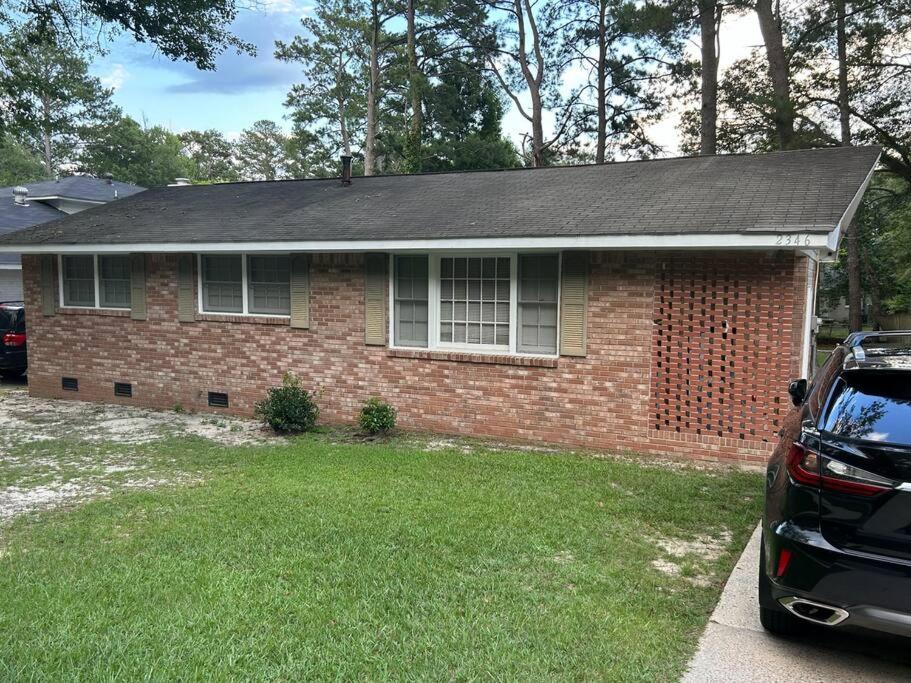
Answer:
xmin=197 ymin=253 xmax=291 ymax=318
xmin=58 ymin=254 xmax=131 ymax=310
xmin=388 ymin=251 xmax=561 ymax=358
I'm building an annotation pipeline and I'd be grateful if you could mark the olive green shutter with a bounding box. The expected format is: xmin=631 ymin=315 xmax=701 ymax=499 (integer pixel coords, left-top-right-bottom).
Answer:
xmin=364 ymin=253 xmax=387 ymax=345
xmin=130 ymin=254 xmax=147 ymax=320
xmin=290 ymin=254 xmax=310 ymax=329
xmin=40 ymin=255 xmax=56 ymax=316
xmin=177 ymin=254 xmax=196 ymax=322
xmin=559 ymin=251 xmax=588 ymax=357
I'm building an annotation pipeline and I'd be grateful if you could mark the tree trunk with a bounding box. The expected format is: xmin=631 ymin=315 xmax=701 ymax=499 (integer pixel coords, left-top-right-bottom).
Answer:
xmin=337 ymin=54 xmax=351 ymax=157
xmin=405 ymin=0 xmax=422 ymax=173
xmin=41 ymin=94 xmax=54 ymax=176
xmin=364 ymin=6 xmax=380 ymax=176
xmin=595 ymin=0 xmax=608 ymax=163
xmin=861 ymin=244 xmax=882 ymax=330
xmin=847 ymin=221 xmax=863 ymax=331
xmin=836 ymin=0 xmax=863 ymax=331
xmin=530 ymin=89 xmax=545 ymax=167
xmin=755 ymin=0 xmax=795 ymax=149
xmin=698 ymin=1 xmax=720 ymax=155
xmin=836 ymin=0 xmax=851 ymax=145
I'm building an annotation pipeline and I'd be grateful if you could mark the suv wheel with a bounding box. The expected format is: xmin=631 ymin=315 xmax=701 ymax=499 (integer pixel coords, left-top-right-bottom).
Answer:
xmin=758 ymin=536 xmax=804 ymax=637
xmin=0 ymin=368 xmax=24 ymax=379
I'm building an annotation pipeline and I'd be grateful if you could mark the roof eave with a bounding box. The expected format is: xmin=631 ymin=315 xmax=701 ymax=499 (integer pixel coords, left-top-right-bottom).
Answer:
xmin=0 ymin=231 xmax=837 ymax=255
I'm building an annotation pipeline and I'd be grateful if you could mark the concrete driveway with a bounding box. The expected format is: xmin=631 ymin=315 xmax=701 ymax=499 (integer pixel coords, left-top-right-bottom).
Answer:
xmin=683 ymin=525 xmax=911 ymax=682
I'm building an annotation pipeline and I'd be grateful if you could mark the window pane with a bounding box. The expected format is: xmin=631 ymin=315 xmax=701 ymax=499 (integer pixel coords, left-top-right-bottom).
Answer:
xmin=518 ymin=254 xmax=559 ymax=354
xmin=99 ymin=256 xmax=131 ymax=308
xmin=394 ymin=255 xmax=429 ymax=347
xmin=62 ymin=255 xmax=95 ymax=307
xmin=202 ymin=255 xmax=243 ymax=313
xmin=248 ymin=255 xmax=290 ymax=315
xmin=439 ymin=256 xmax=510 ymax=347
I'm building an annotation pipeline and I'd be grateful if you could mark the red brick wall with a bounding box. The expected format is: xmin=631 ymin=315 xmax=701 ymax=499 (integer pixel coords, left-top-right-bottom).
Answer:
xmin=22 ymin=250 xmax=809 ymax=465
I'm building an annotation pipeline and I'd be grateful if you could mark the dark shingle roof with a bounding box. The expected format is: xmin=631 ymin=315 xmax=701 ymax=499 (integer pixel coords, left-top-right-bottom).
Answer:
xmin=0 ymin=146 xmax=880 ymax=247
xmin=0 ymin=177 xmax=145 ymax=263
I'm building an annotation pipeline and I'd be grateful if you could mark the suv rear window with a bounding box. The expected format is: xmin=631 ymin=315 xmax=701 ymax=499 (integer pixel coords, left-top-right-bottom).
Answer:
xmin=822 ymin=372 xmax=911 ymax=444
xmin=0 ymin=308 xmax=18 ymax=331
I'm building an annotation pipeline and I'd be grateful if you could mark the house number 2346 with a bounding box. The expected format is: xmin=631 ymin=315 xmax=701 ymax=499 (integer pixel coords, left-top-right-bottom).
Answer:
xmin=776 ymin=234 xmax=811 ymax=246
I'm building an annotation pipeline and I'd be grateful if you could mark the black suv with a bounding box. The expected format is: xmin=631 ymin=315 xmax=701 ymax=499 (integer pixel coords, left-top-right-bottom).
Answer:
xmin=0 ymin=301 xmax=27 ymax=379
xmin=760 ymin=331 xmax=911 ymax=638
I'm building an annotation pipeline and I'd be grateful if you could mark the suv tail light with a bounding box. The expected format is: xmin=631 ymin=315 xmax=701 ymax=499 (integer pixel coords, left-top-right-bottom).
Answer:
xmin=2 ymin=332 xmax=26 ymax=347
xmin=787 ymin=443 xmax=895 ymax=496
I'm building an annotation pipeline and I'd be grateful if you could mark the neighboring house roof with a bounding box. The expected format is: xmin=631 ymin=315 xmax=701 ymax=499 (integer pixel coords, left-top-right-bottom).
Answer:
xmin=0 ymin=146 xmax=880 ymax=259
xmin=0 ymin=177 xmax=145 ymax=266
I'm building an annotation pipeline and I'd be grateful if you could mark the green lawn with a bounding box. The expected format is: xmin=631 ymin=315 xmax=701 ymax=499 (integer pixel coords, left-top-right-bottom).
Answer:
xmin=0 ymin=432 xmax=761 ymax=681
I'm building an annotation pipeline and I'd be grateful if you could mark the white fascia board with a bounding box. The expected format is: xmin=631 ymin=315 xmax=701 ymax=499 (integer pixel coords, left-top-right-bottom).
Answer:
xmin=0 ymin=264 xmax=22 ymax=270
xmin=1 ymin=231 xmax=835 ymax=255
xmin=826 ymin=153 xmax=881 ymax=255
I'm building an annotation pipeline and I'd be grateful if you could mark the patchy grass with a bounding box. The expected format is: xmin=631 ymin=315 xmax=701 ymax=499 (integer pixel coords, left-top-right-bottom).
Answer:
xmin=0 ymin=426 xmax=761 ymax=681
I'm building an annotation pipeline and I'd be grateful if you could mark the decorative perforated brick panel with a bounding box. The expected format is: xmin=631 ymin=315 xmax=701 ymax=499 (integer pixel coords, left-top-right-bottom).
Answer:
xmin=651 ymin=252 xmax=805 ymax=445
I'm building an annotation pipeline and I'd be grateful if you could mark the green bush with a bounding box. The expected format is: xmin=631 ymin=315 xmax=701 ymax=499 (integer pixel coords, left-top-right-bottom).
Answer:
xmin=359 ymin=397 xmax=396 ymax=435
xmin=255 ymin=372 xmax=319 ymax=433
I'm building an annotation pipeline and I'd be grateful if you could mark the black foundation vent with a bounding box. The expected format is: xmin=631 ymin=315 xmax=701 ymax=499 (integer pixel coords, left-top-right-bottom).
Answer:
xmin=208 ymin=391 xmax=229 ymax=408
xmin=62 ymin=377 xmax=78 ymax=391
xmin=114 ymin=382 xmax=133 ymax=398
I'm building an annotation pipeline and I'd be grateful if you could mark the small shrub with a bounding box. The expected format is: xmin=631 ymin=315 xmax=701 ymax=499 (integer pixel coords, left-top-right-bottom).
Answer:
xmin=255 ymin=372 xmax=319 ymax=433
xmin=359 ymin=397 xmax=396 ymax=435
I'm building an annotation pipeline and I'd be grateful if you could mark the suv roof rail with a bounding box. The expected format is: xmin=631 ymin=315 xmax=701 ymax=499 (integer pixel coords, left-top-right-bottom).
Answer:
xmin=0 ymin=301 xmax=24 ymax=306
xmin=843 ymin=330 xmax=911 ymax=347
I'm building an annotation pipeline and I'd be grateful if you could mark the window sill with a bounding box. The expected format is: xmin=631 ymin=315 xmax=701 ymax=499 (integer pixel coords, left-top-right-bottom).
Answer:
xmin=387 ymin=347 xmax=559 ymax=368
xmin=58 ymin=307 xmax=130 ymax=317
xmin=195 ymin=313 xmax=290 ymax=326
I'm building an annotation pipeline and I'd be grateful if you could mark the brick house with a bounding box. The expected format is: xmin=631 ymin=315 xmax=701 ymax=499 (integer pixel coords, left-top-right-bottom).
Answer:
xmin=0 ymin=147 xmax=880 ymax=464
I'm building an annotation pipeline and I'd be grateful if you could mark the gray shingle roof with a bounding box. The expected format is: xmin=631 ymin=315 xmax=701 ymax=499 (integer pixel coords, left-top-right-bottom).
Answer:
xmin=0 ymin=177 xmax=145 ymax=264
xmin=0 ymin=146 xmax=880 ymax=248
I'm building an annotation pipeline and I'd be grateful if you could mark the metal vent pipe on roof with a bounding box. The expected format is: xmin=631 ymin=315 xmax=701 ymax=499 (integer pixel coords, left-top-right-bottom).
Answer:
xmin=341 ymin=155 xmax=352 ymax=186
xmin=12 ymin=186 xmax=28 ymax=206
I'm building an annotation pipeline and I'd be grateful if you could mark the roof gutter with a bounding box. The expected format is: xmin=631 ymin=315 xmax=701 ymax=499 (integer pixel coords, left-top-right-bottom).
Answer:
xmin=0 ymin=231 xmax=837 ymax=254
xmin=823 ymin=151 xmax=881 ymax=261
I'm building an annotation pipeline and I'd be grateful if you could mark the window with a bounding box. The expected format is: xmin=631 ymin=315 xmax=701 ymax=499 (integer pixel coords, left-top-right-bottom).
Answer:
xmin=60 ymin=255 xmax=131 ymax=309
xmin=199 ymin=254 xmax=291 ymax=316
xmin=391 ymin=253 xmax=560 ymax=356
xmin=439 ymin=256 xmax=510 ymax=347
xmin=99 ymin=256 xmax=131 ymax=308
xmin=61 ymin=255 xmax=95 ymax=307
xmin=248 ymin=256 xmax=291 ymax=315
xmin=394 ymin=256 xmax=428 ymax=347
xmin=518 ymin=254 xmax=558 ymax=354
xmin=201 ymin=255 xmax=243 ymax=313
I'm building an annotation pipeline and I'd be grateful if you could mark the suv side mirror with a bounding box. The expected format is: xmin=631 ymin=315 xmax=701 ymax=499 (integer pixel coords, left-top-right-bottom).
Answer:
xmin=788 ymin=379 xmax=808 ymax=407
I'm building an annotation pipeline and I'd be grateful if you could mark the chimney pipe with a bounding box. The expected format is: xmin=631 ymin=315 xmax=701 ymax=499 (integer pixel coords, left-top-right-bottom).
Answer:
xmin=341 ymin=155 xmax=352 ymax=186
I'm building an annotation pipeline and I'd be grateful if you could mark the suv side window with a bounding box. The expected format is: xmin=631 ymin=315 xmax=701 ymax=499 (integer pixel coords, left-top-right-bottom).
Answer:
xmin=807 ymin=347 xmax=845 ymax=423
xmin=15 ymin=309 xmax=25 ymax=334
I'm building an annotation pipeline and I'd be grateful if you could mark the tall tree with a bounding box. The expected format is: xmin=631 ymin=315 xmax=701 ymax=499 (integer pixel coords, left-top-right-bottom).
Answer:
xmin=2 ymin=0 xmax=253 ymax=70
xmin=0 ymin=29 xmax=114 ymax=175
xmin=479 ymin=0 xmax=576 ymax=166
xmin=234 ymin=120 xmax=300 ymax=181
xmin=423 ymin=57 xmax=519 ymax=170
xmin=556 ymin=0 xmax=681 ymax=162
xmin=404 ymin=0 xmax=423 ymax=172
xmin=697 ymin=0 xmax=722 ymax=154
xmin=80 ymin=115 xmax=193 ymax=186
xmin=755 ymin=0 xmax=795 ymax=149
xmin=276 ymin=0 xmax=368 ymax=169
xmin=179 ymin=129 xmax=238 ymax=182
xmin=0 ymin=134 xmax=45 ymax=185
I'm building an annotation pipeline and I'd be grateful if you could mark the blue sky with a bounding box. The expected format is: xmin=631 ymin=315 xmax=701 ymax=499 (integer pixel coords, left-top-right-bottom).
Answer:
xmin=89 ymin=1 xmax=309 ymax=137
xmin=87 ymin=1 xmax=762 ymax=152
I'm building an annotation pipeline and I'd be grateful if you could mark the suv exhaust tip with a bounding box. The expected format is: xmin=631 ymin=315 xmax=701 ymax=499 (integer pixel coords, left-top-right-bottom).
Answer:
xmin=779 ymin=596 xmax=850 ymax=626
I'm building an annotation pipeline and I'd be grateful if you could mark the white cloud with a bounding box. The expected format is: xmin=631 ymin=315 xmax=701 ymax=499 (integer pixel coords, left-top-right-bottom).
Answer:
xmin=99 ymin=63 xmax=129 ymax=91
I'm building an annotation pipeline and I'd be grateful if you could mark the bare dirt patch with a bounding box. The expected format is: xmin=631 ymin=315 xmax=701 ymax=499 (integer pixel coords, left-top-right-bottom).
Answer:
xmin=650 ymin=529 xmax=733 ymax=588
xmin=0 ymin=388 xmax=279 ymax=526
